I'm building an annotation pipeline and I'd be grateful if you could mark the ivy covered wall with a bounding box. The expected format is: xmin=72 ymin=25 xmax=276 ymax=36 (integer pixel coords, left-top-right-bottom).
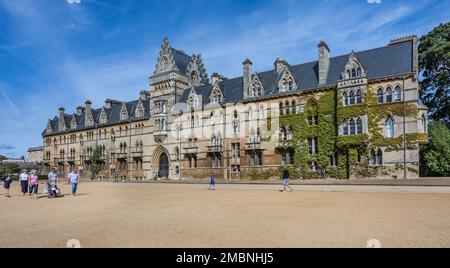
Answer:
xmin=273 ymin=85 xmax=426 ymax=180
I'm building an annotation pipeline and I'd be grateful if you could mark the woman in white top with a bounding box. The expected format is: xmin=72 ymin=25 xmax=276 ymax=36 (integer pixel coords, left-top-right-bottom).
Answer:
xmin=19 ymin=169 xmax=29 ymax=196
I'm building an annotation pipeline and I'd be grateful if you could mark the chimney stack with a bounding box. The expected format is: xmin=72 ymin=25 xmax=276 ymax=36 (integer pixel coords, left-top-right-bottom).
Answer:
xmin=318 ymin=41 xmax=330 ymax=86
xmin=58 ymin=107 xmax=65 ymax=118
xmin=85 ymin=100 xmax=92 ymax=110
xmin=211 ymin=73 xmax=228 ymax=85
xmin=76 ymin=106 xmax=84 ymax=116
xmin=274 ymin=57 xmax=287 ymax=74
xmin=243 ymin=59 xmax=252 ymax=99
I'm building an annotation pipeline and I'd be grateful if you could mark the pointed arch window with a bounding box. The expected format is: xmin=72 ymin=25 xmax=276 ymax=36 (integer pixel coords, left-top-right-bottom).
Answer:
xmin=285 ymin=101 xmax=290 ymax=115
xmin=356 ymin=117 xmax=363 ymax=134
xmin=349 ymin=90 xmax=355 ymax=105
xmin=357 ymin=68 xmax=361 ymax=77
xmin=342 ymin=92 xmax=348 ymax=106
xmin=279 ymin=102 xmax=284 ymax=116
xmin=395 ymin=86 xmax=402 ymax=102
xmin=386 ymin=87 xmax=393 ymax=103
xmin=421 ymin=114 xmax=427 ymax=133
xmin=291 ymin=100 xmax=296 ymax=114
xmin=377 ymin=88 xmax=384 ymax=104
xmin=288 ymin=127 xmax=294 ymax=141
xmin=377 ymin=149 xmax=383 ymax=165
xmin=386 ymin=117 xmax=394 ymax=138
xmin=356 ymin=89 xmax=362 ymax=104
xmin=351 ymin=69 xmax=356 ymax=78
xmin=346 ymin=70 xmax=351 ymax=79
xmin=349 ymin=118 xmax=356 ymax=135
xmin=343 ymin=120 xmax=348 ymax=135
xmin=280 ymin=127 xmax=287 ymax=142
xmin=370 ymin=149 xmax=376 ymax=165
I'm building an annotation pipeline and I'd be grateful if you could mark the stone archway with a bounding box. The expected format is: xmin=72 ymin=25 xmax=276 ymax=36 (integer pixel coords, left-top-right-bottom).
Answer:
xmin=152 ymin=146 xmax=170 ymax=179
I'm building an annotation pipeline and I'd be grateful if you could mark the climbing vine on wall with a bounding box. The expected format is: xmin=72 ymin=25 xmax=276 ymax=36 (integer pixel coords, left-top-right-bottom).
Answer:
xmin=273 ymin=85 xmax=424 ymax=180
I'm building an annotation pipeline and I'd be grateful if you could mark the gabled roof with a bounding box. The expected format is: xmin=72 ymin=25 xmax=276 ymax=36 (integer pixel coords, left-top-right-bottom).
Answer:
xmin=44 ymin=99 xmax=151 ymax=136
xmin=179 ymin=40 xmax=414 ymax=107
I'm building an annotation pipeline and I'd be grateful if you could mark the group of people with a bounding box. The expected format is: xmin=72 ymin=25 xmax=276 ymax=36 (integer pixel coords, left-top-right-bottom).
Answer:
xmin=2 ymin=167 xmax=80 ymax=198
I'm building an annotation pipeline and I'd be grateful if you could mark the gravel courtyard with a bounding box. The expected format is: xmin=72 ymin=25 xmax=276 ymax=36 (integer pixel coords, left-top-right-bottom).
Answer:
xmin=1 ymin=182 xmax=449 ymax=248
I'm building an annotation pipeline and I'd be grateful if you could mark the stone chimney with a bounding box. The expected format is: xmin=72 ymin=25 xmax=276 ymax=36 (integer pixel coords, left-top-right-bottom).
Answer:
xmin=105 ymin=99 xmax=112 ymax=109
xmin=211 ymin=73 xmax=228 ymax=85
xmin=243 ymin=59 xmax=252 ymax=99
xmin=58 ymin=107 xmax=65 ymax=117
xmin=85 ymin=100 xmax=92 ymax=111
xmin=76 ymin=106 xmax=84 ymax=116
xmin=318 ymin=41 xmax=330 ymax=86
xmin=275 ymin=57 xmax=287 ymax=75
xmin=58 ymin=107 xmax=66 ymax=131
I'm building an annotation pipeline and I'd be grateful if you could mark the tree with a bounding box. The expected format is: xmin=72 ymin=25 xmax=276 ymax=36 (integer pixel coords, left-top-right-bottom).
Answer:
xmin=0 ymin=163 xmax=21 ymax=177
xmin=89 ymin=146 xmax=103 ymax=180
xmin=0 ymin=155 xmax=6 ymax=161
xmin=419 ymin=22 xmax=450 ymax=123
xmin=422 ymin=121 xmax=450 ymax=176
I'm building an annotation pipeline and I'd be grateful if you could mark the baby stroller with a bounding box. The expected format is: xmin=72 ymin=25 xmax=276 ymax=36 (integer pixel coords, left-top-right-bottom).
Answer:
xmin=47 ymin=183 xmax=63 ymax=198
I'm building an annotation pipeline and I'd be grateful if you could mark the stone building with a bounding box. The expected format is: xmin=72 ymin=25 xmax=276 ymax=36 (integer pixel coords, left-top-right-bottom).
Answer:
xmin=41 ymin=36 xmax=428 ymax=181
xmin=27 ymin=146 xmax=43 ymax=164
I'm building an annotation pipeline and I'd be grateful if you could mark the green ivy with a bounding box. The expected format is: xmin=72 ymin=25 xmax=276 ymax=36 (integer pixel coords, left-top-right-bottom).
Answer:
xmin=273 ymin=86 xmax=424 ymax=180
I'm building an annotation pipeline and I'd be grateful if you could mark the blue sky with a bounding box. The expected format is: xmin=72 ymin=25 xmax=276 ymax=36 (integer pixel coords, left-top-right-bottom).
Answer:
xmin=0 ymin=0 xmax=449 ymax=158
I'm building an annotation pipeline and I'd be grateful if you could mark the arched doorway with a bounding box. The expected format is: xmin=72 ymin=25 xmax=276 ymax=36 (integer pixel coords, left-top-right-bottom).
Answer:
xmin=159 ymin=152 xmax=169 ymax=178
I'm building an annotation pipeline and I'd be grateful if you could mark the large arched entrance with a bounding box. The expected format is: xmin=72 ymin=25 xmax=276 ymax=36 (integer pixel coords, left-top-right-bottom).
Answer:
xmin=152 ymin=145 xmax=170 ymax=179
xmin=159 ymin=152 xmax=169 ymax=178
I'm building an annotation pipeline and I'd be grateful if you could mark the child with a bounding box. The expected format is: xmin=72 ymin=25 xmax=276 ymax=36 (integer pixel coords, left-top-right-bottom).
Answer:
xmin=3 ymin=174 xmax=12 ymax=198
xmin=208 ymin=172 xmax=216 ymax=191
xmin=280 ymin=169 xmax=293 ymax=193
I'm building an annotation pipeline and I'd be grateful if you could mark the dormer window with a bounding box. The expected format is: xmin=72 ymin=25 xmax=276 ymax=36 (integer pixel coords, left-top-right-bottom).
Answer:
xmin=100 ymin=112 xmax=107 ymax=124
xmin=211 ymin=90 xmax=222 ymax=104
xmin=250 ymin=80 xmax=263 ymax=98
xmin=343 ymin=52 xmax=365 ymax=80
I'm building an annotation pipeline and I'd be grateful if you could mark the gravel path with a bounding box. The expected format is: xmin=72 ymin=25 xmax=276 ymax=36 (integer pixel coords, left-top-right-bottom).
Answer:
xmin=1 ymin=182 xmax=449 ymax=248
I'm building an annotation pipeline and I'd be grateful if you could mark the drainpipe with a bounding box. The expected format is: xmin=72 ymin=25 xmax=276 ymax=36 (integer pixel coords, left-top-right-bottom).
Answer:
xmin=223 ymin=104 xmax=228 ymax=180
xmin=403 ymin=78 xmax=407 ymax=179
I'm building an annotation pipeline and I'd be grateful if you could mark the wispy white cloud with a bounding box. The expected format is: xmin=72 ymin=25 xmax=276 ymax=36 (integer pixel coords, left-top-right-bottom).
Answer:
xmin=0 ymin=0 xmax=447 ymax=157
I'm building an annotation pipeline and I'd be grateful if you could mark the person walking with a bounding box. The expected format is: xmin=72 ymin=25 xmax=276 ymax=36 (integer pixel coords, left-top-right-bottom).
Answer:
xmin=48 ymin=167 xmax=58 ymax=188
xmin=3 ymin=174 xmax=12 ymax=198
xmin=280 ymin=169 xmax=293 ymax=192
xmin=68 ymin=169 xmax=79 ymax=196
xmin=208 ymin=172 xmax=216 ymax=191
xmin=29 ymin=170 xmax=39 ymax=198
xmin=19 ymin=169 xmax=29 ymax=196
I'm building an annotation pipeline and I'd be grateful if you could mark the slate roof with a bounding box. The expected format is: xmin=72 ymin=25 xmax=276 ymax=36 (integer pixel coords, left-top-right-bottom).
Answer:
xmin=179 ymin=40 xmax=414 ymax=106
xmin=171 ymin=48 xmax=191 ymax=74
xmin=44 ymin=39 xmax=414 ymax=136
xmin=44 ymin=99 xmax=151 ymax=136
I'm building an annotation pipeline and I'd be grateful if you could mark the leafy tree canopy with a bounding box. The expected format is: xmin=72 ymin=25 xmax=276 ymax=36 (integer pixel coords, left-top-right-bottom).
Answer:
xmin=423 ymin=121 xmax=450 ymax=176
xmin=419 ymin=22 xmax=450 ymax=123
xmin=0 ymin=163 xmax=21 ymax=177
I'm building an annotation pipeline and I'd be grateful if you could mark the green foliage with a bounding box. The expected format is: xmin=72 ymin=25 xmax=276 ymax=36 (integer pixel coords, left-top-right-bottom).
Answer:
xmin=422 ymin=121 xmax=450 ymax=176
xmin=274 ymin=86 xmax=427 ymax=180
xmin=0 ymin=155 xmax=6 ymax=161
xmin=419 ymin=22 xmax=450 ymax=123
xmin=0 ymin=163 xmax=21 ymax=177
xmin=89 ymin=146 xmax=103 ymax=179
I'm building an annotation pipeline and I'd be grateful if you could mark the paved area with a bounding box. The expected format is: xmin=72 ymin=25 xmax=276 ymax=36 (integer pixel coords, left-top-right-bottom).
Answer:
xmin=130 ymin=182 xmax=450 ymax=193
xmin=1 ymin=182 xmax=449 ymax=248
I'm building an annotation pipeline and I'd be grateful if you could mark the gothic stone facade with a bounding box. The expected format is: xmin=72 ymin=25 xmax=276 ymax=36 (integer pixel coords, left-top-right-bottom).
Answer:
xmin=42 ymin=36 xmax=428 ymax=181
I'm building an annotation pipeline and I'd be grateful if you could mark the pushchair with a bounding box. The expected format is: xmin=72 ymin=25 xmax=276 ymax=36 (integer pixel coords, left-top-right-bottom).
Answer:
xmin=47 ymin=183 xmax=63 ymax=198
